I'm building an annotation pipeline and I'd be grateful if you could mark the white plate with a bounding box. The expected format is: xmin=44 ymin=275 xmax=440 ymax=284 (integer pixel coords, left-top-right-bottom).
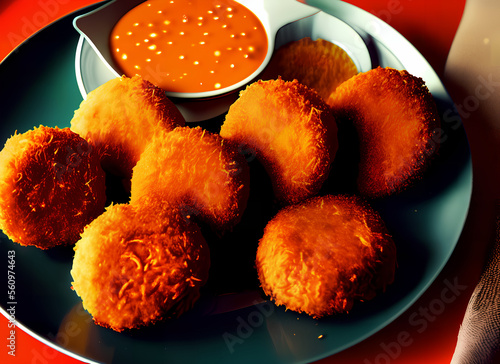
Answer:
xmin=0 ymin=1 xmax=471 ymax=364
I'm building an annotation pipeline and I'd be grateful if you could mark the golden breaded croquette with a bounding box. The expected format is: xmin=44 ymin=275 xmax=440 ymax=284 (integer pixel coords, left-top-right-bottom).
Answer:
xmin=0 ymin=126 xmax=106 ymax=249
xmin=256 ymin=195 xmax=396 ymax=318
xmin=70 ymin=75 xmax=185 ymax=179
xmin=261 ymin=37 xmax=358 ymax=100
xmin=327 ymin=67 xmax=440 ymax=198
xmin=220 ymin=78 xmax=337 ymax=205
xmin=130 ymin=126 xmax=250 ymax=230
xmin=71 ymin=199 xmax=210 ymax=332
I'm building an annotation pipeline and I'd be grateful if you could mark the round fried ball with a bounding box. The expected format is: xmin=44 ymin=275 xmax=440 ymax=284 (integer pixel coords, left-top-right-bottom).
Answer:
xmin=261 ymin=37 xmax=358 ymax=100
xmin=70 ymin=75 xmax=185 ymax=179
xmin=0 ymin=126 xmax=106 ymax=249
xmin=256 ymin=195 xmax=396 ymax=318
xmin=130 ymin=126 xmax=250 ymax=230
xmin=71 ymin=199 xmax=210 ymax=332
xmin=220 ymin=78 xmax=337 ymax=205
xmin=327 ymin=67 xmax=440 ymax=197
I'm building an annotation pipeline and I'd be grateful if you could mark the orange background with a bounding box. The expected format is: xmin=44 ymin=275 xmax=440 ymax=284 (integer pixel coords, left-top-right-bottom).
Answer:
xmin=0 ymin=1 xmax=468 ymax=364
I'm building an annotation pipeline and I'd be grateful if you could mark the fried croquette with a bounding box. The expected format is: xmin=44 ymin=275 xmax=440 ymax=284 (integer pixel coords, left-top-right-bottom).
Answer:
xmin=256 ymin=195 xmax=396 ymax=318
xmin=70 ymin=75 xmax=185 ymax=179
xmin=327 ymin=67 xmax=440 ymax=198
xmin=220 ymin=78 xmax=337 ymax=205
xmin=71 ymin=200 xmax=210 ymax=332
xmin=130 ymin=126 xmax=250 ymax=230
xmin=261 ymin=37 xmax=358 ymax=100
xmin=0 ymin=126 xmax=106 ymax=249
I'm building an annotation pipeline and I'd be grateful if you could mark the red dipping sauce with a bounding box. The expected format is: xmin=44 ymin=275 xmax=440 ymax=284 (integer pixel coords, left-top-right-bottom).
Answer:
xmin=110 ymin=0 xmax=268 ymax=93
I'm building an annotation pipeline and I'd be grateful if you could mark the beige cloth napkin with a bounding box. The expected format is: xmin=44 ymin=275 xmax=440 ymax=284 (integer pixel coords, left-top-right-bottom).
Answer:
xmin=450 ymin=215 xmax=500 ymax=363
xmin=444 ymin=0 xmax=500 ymax=362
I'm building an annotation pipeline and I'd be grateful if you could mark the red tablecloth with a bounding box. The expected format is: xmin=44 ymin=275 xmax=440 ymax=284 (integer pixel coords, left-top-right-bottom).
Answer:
xmin=0 ymin=1 xmax=472 ymax=363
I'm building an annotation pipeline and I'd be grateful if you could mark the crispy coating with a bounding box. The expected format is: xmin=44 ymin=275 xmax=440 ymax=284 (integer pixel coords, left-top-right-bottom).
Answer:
xmin=130 ymin=126 xmax=250 ymax=230
xmin=0 ymin=126 xmax=106 ymax=249
xmin=256 ymin=195 xmax=396 ymax=318
xmin=327 ymin=67 xmax=440 ymax=197
xmin=261 ymin=37 xmax=358 ymax=100
xmin=70 ymin=75 xmax=185 ymax=179
xmin=71 ymin=200 xmax=210 ymax=332
xmin=220 ymin=78 xmax=337 ymax=205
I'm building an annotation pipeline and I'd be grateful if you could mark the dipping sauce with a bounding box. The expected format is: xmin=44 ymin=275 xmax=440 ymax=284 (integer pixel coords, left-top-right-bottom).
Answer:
xmin=110 ymin=0 xmax=268 ymax=93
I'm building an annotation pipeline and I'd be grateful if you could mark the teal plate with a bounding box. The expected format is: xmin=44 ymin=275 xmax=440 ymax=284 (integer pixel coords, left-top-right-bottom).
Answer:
xmin=0 ymin=1 xmax=472 ymax=363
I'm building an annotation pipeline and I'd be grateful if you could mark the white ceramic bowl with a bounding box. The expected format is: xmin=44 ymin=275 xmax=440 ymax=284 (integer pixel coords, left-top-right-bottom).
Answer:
xmin=74 ymin=0 xmax=371 ymax=121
